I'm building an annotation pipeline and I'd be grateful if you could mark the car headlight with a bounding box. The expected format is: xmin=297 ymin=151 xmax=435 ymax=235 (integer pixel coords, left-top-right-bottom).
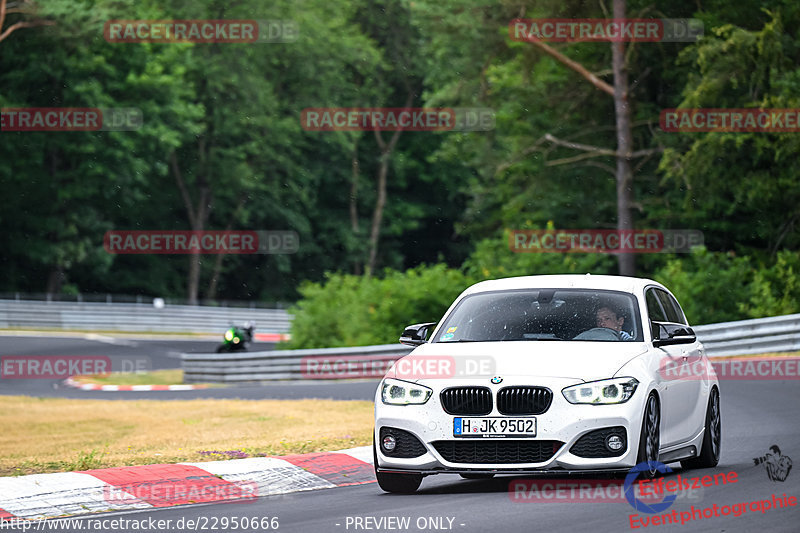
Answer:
xmin=381 ymin=378 xmax=432 ymax=405
xmin=562 ymin=377 xmax=639 ymax=405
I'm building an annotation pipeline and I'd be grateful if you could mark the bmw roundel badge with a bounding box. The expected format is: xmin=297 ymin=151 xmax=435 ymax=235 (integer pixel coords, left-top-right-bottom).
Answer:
xmin=491 ymin=376 xmax=503 ymax=384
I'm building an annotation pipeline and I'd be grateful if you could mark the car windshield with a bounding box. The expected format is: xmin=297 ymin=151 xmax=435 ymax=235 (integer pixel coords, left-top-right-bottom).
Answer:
xmin=435 ymin=289 xmax=642 ymax=342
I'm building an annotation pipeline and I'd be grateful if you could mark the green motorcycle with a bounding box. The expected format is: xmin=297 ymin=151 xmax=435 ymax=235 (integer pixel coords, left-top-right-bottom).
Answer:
xmin=216 ymin=322 xmax=255 ymax=353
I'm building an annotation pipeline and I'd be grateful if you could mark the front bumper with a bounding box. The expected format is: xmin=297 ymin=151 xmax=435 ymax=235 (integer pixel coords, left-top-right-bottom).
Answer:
xmin=374 ymin=377 xmax=646 ymax=474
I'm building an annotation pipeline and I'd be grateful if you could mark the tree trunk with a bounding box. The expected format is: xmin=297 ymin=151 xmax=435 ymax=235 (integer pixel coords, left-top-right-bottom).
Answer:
xmin=521 ymin=8 xmax=640 ymax=276
xmin=366 ymin=148 xmax=390 ymax=277
xmin=350 ymin=137 xmax=362 ymax=276
xmin=45 ymin=266 xmax=64 ymax=295
xmin=612 ymin=0 xmax=636 ymax=276
xmin=170 ymin=147 xmax=211 ymax=305
xmin=187 ymin=251 xmax=202 ymax=305
xmin=45 ymin=146 xmax=64 ymax=295
xmin=205 ymin=197 xmax=246 ymax=301
xmin=204 ymin=253 xmax=224 ymax=303
xmin=365 ymin=94 xmax=412 ymax=277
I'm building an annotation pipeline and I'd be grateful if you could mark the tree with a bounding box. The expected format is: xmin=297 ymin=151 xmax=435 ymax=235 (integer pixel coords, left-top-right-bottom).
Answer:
xmin=0 ymin=0 xmax=200 ymax=295
xmin=658 ymin=9 xmax=800 ymax=255
xmin=351 ymin=0 xmax=421 ymax=276
xmin=0 ymin=0 xmax=52 ymax=44
xmin=509 ymin=0 xmax=666 ymax=275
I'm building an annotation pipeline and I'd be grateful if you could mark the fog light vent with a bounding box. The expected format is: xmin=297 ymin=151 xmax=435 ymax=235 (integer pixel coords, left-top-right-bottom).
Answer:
xmin=570 ymin=426 xmax=627 ymax=458
xmin=378 ymin=427 xmax=427 ymax=458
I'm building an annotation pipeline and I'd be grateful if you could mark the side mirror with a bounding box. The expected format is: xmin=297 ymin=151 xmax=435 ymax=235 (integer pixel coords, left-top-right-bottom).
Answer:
xmin=651 ymin=321 xmax=696 ymax=347
xmin=399 ymin=322 xmax=437 ymax=346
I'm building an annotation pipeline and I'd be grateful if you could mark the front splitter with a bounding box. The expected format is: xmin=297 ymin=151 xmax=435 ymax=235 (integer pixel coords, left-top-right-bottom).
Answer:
xmin=376 ymin=467 xmax=632 ymax=477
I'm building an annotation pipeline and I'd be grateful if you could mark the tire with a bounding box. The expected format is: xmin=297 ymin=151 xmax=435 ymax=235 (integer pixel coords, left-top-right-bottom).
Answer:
xmin=459 ymin=473 xmax=495 ymax=480
xmin=636 ymin=393 xmax=661 ymax=479
xmin=373 ymin=439 xmax=422 ymax=493
xmin=681 ymin=387 xmax=721 ymax=470
xmin=376 ymin=471 xmax=423 ymax=493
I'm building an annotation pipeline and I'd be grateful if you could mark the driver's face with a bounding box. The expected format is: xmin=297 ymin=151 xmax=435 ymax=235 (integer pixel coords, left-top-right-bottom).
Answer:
xmin=596 ymin=308 xmax=624 ymax=331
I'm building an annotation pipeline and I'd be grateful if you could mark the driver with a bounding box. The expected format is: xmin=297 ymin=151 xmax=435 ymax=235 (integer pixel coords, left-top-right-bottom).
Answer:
xmin=596 ymin=306 xmax=633 ymax=340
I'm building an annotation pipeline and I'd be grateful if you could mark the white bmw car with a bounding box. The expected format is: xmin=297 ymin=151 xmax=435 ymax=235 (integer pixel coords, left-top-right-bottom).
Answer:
xmin=373 ymin=275 xmax=721 ymax=493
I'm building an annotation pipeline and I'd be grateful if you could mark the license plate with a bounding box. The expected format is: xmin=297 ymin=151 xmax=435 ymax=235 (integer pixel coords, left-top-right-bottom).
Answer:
xmin=453 ymin=417 xmax=536 ymax=438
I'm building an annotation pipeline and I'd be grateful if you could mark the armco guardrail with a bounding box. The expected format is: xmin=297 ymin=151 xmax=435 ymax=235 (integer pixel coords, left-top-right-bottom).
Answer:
xmin=693 ymin=313 xmax=800 ymax=357
xmin=0 ymin=299 xmax=290 ymax=334
xmin=182 ymin=344 xmax=413 ymax=383
xmin=182 ymin=313 xmax=800 ymax=383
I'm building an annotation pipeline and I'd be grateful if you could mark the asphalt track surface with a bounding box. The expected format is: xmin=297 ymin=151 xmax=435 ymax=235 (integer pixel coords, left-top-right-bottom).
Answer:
xmin=2 ymin=336 xmax=799 ymax=532
xmin=0 ymin=335 xmax=378 ymax=400
xmin=7 ymin=380 xmax=800 ymax=532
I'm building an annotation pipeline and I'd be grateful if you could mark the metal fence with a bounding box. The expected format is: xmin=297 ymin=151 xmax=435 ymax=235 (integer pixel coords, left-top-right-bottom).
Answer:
xmin=0 ymin=292 xmax=290 ymax=308
xmin=0 ymin=299 xmax=291 ymax=334
xmin=182 ymin=313 xmax=800 ymax=383
xmin=693 ymin=313 xmax=800 ymax=357
xmin=183 ymin=344 xmax=412 ymax=383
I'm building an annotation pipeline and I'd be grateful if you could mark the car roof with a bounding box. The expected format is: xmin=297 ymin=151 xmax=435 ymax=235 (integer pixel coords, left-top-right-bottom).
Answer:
xmin=461 ymin=274 xmax=661 ymax=297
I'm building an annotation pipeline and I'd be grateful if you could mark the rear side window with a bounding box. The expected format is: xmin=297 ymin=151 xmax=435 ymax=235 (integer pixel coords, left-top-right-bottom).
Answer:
xmin=656 ymin=290 xmax=687 ymax=325
xmin=646 ymin=289 xmax=667 ymax=322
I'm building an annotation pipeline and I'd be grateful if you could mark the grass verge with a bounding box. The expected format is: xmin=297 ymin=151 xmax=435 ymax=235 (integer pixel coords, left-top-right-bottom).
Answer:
xmin=0 ymin=396 xmax=373 ymax=476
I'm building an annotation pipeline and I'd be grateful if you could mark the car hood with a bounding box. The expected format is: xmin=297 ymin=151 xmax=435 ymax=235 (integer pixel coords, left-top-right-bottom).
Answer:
xmin=390 ymin=341 xmax=647 ymax=383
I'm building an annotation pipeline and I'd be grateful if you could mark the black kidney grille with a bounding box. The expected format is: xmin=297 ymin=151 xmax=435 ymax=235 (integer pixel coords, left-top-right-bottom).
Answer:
xmin=440 ymin=387 xmax=492 ymax=415
xmin=432 ymin=440 xmax=563 ymax=464
xmin=496 ymin=386 xmax=553 ymax=415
